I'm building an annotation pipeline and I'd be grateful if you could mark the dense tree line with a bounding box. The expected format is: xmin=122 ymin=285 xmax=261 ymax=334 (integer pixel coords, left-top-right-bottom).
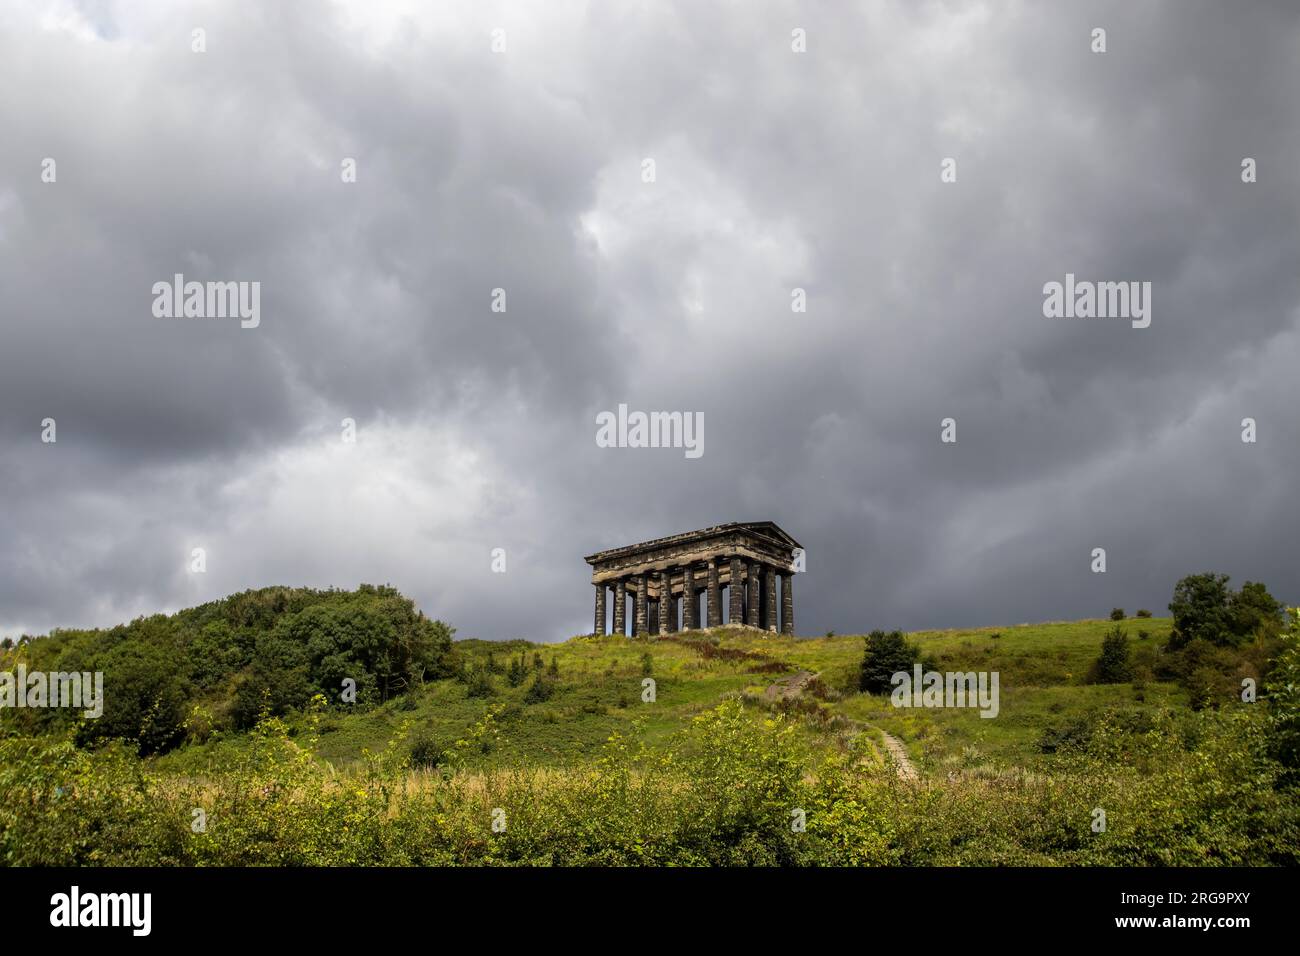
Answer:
xmin=1 ymin=585 xmax=454 ymax=753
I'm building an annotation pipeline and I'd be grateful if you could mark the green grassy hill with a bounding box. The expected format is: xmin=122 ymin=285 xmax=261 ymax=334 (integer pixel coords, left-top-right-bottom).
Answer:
xmin=4 ymin=590 xmax=1296 ymax=866
xmin=159 ymin=615 xmax=1182 ymax=775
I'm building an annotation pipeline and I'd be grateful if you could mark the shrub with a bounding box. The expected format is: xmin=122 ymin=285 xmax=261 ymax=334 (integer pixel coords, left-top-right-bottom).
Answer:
xmin=1110 ymin=608 xmax=1126 ymax=621
xmin=1089 ymin=626 xmax=1134 ymax=684
xmin=859 ymin=630 xmax=922 ymax=695
xmin=408 ymin=733 xmax=445 ymax=769
xmin=1168 ymin=574 xmax=1282 ymax=650
xmin=1266 ymin=610 xmax=1300 ymax=777
xmin=463 ymin=665 xmax=495 ymax=699
xmin=524 ymin=675 xmax=555 ymax=704
xmin=1136 ymin=609 xmax=1153 ymax=618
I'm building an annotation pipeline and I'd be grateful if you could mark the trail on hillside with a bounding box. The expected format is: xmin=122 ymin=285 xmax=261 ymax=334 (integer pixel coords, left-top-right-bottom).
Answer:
xmin=762 ymin=671 xmax=919 ymax=782
xmin=763 ymin=669 xmax=817 ymax=702
xmin=874 ymin=727 xmax=918 ymax=782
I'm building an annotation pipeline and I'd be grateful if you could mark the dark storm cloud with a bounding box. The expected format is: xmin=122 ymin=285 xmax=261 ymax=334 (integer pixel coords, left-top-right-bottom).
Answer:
xmin=1 ymin=0 xmax=1296 ymax=640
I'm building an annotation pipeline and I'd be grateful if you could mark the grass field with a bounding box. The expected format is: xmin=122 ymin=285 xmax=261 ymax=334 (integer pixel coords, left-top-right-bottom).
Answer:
xmin=9 ymin=611 xmax=1298 ymax=867
xmin=156 ymin=615 xmax=1182 ymax=776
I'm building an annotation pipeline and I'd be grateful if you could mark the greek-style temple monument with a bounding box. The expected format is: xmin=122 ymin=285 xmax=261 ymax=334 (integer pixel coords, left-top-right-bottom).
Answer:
xmin=584 ymin=522 xmax=802 ymax=636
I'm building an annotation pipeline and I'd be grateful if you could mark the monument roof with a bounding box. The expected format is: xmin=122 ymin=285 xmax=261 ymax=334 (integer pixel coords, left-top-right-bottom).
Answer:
xmin=583 ymin=521 xmax=801 ymax=565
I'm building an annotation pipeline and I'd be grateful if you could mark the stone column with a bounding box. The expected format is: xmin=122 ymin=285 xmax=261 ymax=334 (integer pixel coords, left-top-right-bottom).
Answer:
xmin=729 ymin=556 xmax=744 ymax=624
xmin=764 ymin=564 xmax=777 ymax=632
xmin=747 ymin=561 xmax=760 ymax=627
xmin=613 ymin=579 xmax=626 ymax=636
xmin=781 ymin=573 xmax=794 ymax=635
xmin=634 ymin=574 xmax=648 ymax=637
xmin=594 ymin=584 xmax=606 ymax=636
xmin=682 ymin=565 xmax=696 ymax=631
xmin=658 ymin=569 xmax=671 ymax=634
xmin=706 ymin=558 xmax=722 ymax=628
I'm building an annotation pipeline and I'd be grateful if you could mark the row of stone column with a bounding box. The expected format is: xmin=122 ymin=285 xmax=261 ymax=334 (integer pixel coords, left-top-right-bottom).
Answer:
xmin=594 ymin=557 xmax=794 ymax=637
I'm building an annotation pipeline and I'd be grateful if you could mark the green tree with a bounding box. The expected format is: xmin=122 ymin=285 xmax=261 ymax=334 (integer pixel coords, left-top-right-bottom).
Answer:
xmin=1168 ymin=573 xmax=1235 ymax=648
xmin=1169 ymin=574 xmax=1282 ymax=649
xmin=1090 ymin=626 xmax=1134 ymax=684
xmin=1230 ymin=581 xmax=1284 ymax=641
xmin=75 ymin=640 xmax=190 ymax=754
xmin=859 ymin=630 xmax=921 ymax=695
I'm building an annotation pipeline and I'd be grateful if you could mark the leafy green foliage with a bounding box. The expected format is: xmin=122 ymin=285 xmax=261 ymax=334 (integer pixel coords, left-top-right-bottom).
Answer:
xmin=1167 ymin=573 xmax=1282 ymax=649
xmin=1266 ymin=610 xmax=1300 ymax=778
xmin=10 ymin=585 xmax=454 ymax=751
xmin=462 ymin=665 xmax=495 ymax=699
xmin=859 ymin=630 xmax=922 ymax=694
xmin=1 ymin=697 xmax=1295 ymax=866
xmin=1089 ymin=626 xmax=1134 ymax=684
xmin=524 ymin=674 xmax=555 ymax=704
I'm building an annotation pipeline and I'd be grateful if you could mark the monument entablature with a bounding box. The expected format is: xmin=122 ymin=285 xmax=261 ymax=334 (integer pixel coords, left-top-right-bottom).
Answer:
xmin=584 ymin=522 xmax=801 ymax=636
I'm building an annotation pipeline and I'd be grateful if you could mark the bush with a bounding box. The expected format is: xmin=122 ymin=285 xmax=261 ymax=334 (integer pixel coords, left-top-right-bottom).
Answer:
xmin=1136 ymin=609 xmax=1153 ymax=618
xmin=524 ymin=675 xmax=555 ymax=704
xmin=463 ymin=665 xmax=495 ymax=699
xmin=74 ymin=640 xmax=191 ymax=755
xmin=859 ymin=630 xmax=922 ymax=695
xmin=408 ymin=733 xmax=445 ymax=769
xmin=1266 ymin=610 xmax=1300 ymax=778
xmin=1089 ymin=626 xmax=1134 ymax=684
xmin=1167 ymin=574 xmax=1282 ymax=650
xmin=1159 ymin=638 xmax=1268 ymax=711
xmin=1110 ymin=608 xmax=1126 ymax=621
xmin=1 ymin=699 xmax=1297 ymax=867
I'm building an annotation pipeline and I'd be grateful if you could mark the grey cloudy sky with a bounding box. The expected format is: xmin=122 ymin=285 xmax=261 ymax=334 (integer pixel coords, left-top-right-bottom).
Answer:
xmin=2 ymin=0 xmax=1297 ymax=641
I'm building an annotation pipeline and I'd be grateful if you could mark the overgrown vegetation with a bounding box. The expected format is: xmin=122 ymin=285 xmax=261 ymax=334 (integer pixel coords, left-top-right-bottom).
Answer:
xmin=1 ymin=693 xmax=1296 ymax=866
xmin=0 ymin=586 xmax=454 ymax=753
xmin=1 ymin=578 xmax=1296 ymax=866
